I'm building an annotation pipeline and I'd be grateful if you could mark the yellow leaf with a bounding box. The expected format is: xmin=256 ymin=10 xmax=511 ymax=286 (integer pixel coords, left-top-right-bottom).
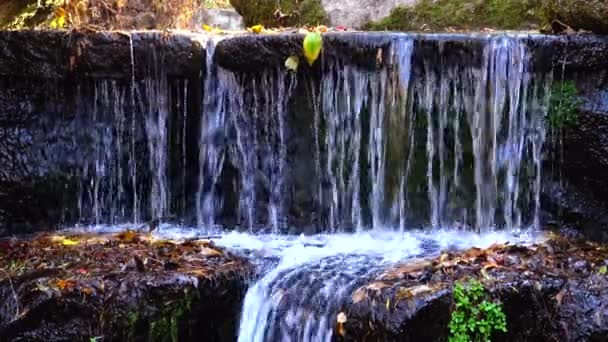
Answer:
xmin=248 ymin=24 xmax=264 ymax=34
xmin=202 ymin=24 xmax=213 ymax=32
xmin=316 ymin=25 xmax=329 ymax=33
xmin=62 ymin=238 xmax=78 ymax=246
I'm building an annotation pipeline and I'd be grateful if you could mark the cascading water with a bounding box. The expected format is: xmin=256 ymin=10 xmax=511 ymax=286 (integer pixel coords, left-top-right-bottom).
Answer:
xmin=236 ymin=34 xmax=552 ymax=341
xmin=65 ymin=32 xmax=554 ymax=341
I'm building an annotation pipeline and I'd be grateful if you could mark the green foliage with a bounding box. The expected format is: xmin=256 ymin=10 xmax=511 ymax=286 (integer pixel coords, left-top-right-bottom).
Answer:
xmin=365 ymin=0 xmax=540 ymax=31
xmin=148 ymin=290 xmax=195 ymax=342
xmin=230 ymin=0 xmax=329 ymax=27
xmin=0 ymin=0 xmax=64 ymax=29
xmin=449 ymin=279 xmax=507 ymax=342
xmin=548 ymin=81 xmax=582 ymax=129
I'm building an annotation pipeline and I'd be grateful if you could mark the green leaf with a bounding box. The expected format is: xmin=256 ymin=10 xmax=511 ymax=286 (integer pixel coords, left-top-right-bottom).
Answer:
xmin=303 ymin=32 xmax=323 ymax=66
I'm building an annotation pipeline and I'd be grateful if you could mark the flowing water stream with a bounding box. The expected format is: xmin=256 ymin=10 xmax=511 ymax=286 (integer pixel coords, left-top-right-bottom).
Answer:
xmin=71 ymin=33 xmax=553 ymax=341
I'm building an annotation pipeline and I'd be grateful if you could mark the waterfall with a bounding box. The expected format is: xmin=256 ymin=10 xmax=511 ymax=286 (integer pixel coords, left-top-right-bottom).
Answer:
xmin=197 ymin=38 xmax=232 ymax=230
xmin=236 ymin=34 xmax=553 ymax=341
xmin=73 ymin=33 xmax=551 ymax=234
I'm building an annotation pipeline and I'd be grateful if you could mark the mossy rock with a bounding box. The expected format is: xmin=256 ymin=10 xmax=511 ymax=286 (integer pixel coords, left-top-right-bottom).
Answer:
xmin=230 ymin=0 xmax=329 ymax=27
xmin=0 ymin=0 xmax=60 ymax=29
xmin=540 ymin=0 xmax=608 ymax=34
xmin=364 ymin=0 xmax=541 ymax=32
xmin=364 ymin=0 xmax=542 ymax=31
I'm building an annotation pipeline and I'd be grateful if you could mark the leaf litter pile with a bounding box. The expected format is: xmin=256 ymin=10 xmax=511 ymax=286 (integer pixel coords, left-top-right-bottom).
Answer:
xmin=338 ymin=234 xmax=608 ymax=339
xmin=0 ymin=231 xmax=253 ymax=339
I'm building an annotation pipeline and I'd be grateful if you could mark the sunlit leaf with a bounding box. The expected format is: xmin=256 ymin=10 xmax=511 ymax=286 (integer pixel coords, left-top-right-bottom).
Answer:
xmin=303 ymin=32 xmax=322 ymax=66
xmin=61 ymin=238 xmax=79 ymax=246
xmin=248 ymin=24 xmax=264 ymax=34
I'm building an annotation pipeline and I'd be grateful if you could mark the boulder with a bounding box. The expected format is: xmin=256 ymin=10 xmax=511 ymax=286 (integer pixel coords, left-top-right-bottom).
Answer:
xmin=541 ymin=0 xmax=608 ymax=34
xmin=319 ymin=0 xmax=417 ymax=29
xmin=340 ymin=237 xmax=608 ymax=341
xmin=0 ymin=232 xmax=255 ymax=341
xmin=200 ymin=8 xmax=245 ymax=30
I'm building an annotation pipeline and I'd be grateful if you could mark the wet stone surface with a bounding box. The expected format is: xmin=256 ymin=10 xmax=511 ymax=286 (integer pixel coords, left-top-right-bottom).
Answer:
xmin=338 ymin=236 xmax=608 ymax=341
xmin=0 ymin=232 xmax=254 ymax=341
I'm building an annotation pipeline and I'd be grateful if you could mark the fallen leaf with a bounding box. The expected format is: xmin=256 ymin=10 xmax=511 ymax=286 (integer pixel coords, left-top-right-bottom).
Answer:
xmin=316 ymin=25 xmax=329 ymax=33
xmin=56 ymin=279 xmax=75 ymax=290
xmin=116 ymin=230 xmax=138 ymax=243
xmin=352 ymin=288 xmax=367 ymax=303
xmin=248 ymin=24 xmax=264 ymax=34
xmin=555 ymin=289 xmax=567 ymax=306
xmin=285 ymin=56 xmax=299 ymax=72
xmin=62 ymin=238 xmax=79 ymax=246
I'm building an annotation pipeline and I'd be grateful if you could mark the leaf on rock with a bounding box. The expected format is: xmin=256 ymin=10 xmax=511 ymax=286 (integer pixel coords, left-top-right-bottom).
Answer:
xmin=116 ymin=230 xmax=138 ymax=243
xmin=352 ymin=288 xmax=367 ymax=303
xmin=285 ymin=56 xmax=299 ymax=72
xmin=61 ymin=238 xmax=79 ymax=246
xmin=200 ymin=246 xmax=222 ymax=257
xmin=248 ymin=24 xmax=264 ymax=34
xmin=55 ymin=279 xmax=75 ymax=290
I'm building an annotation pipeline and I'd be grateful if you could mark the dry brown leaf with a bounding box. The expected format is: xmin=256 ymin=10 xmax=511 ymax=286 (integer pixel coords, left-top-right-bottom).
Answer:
xmin=555 ymin=289 xmax=567 ymax=306
xmin=352 ymin=287 xmax=367 ymax=303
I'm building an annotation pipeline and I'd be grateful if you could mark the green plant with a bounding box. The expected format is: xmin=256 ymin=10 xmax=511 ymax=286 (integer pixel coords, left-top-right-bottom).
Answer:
xmin=548 ymin=80 xmax=582 ymax=129
xmin=449 ymin=279 xmax=507 ymax=342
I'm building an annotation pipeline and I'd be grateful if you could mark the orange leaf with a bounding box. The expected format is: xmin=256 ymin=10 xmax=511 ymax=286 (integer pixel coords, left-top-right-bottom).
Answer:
xmin=56 ymin=279 xmax=75 ymax=290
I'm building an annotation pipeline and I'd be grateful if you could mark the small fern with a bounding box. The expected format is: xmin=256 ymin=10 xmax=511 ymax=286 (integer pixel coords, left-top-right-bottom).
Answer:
xmin=449 ymin=279 xmax=507 ymax=342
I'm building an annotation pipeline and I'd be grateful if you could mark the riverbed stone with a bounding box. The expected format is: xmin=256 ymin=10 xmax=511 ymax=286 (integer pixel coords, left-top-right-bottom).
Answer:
xmin=340 ymin=237 xmax=608 ymax=341
xmin=0 ymin=232 xmax=255 ymax=341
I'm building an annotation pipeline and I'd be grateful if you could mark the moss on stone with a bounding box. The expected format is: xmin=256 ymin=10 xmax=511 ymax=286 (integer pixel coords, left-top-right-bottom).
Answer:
xmin=0 ymin=0 xmax=60 ymax=29
xmin=230 ymin=0 xmax=328 ymax=27
xmin=147 ymin=290 xmax=195 ymax=342
xmin=364 ymin=0 xmax=541 ymax=32
xmin=540 ymin=0 xmax=608 ymax=34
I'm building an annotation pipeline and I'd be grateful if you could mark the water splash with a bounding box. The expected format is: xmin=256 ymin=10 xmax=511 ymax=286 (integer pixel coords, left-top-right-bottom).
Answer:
xmin=236 ymin=34 xmax=553 ymax=341
xmin=234 ymin=228 xmax=543 ymax=342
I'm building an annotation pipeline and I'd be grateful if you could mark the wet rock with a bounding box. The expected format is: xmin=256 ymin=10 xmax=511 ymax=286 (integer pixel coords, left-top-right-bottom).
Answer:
xmin=0 ymin=232 xmax=255 ymax=341
xmin=201 ymin=8 xmax=245 ymax=30
xmin=340 ymin=238 xmax=608 ymax=341
xmin=320 ymin=0 xmax=417 ymax=29
xmin=541 ymin=0 xmax=608 ymax=35
xmin=0 ymin=30 xmax=205 ymax=79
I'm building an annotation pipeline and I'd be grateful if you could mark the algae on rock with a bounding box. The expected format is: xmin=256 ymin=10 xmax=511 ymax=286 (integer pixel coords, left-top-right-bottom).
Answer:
xmin=365 ymin=0 xmax=541 ymax=31
xmin=230 ymin=0 xmax=329 ymax=27
xmin=540 ymin=0 xmax=608 ymax=34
